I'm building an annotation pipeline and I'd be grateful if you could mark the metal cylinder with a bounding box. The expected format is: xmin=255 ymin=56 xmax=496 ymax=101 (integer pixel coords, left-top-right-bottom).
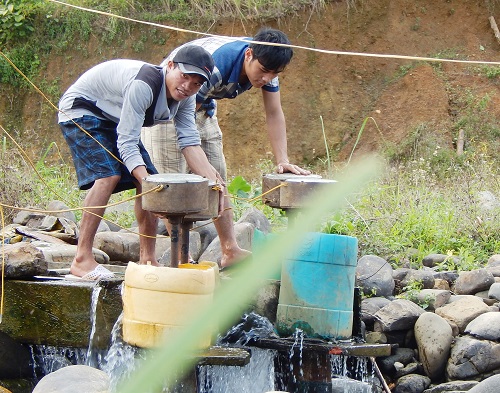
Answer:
xmin=184 ymin=180 xmax=220 ymax=221
xmin=142 ymin=173 xmax=209 ymax=215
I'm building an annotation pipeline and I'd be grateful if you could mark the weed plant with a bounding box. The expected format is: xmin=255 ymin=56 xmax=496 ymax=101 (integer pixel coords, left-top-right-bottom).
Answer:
xmin=0 ymin=138 xmax=139 ymax=229
xmin=321 ymin=150 xmax=500 ymax=270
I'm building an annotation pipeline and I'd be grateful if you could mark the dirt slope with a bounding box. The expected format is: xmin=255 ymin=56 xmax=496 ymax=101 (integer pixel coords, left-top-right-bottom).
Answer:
xmin=9 ymin=0 xmax=500 ymax=179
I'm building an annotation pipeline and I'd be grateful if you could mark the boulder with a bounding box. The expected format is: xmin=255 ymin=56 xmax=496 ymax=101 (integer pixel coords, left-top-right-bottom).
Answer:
xmin=435 ymin=296 xmax=490 ymax=333
xmin=446 ymin=336 xmax=500 ymax=380
xmin=414 ymin=312 xmax=453 ymax=380
xmin=32 ymin=365 xmax=109 ymax=393
xmin=374 ymin=299 xmax=426 ymax=332
xmin=2 ymin=242 xmax=48 ymax=278
xmin=453 ymin=269 xmax=495 ymax=295
xmin=464 ymin=312 xmax=500 ymax=340
xmin=356 ymin=255 xmax=394 ymax=297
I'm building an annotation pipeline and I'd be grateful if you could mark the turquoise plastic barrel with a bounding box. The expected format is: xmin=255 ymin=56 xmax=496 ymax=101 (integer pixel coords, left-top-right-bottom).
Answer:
xmin=275 ymin=233 xmax=358 ymax=339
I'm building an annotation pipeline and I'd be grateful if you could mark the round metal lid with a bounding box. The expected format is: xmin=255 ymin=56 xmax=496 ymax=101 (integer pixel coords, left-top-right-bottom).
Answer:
xmin=144 ymin=173 xmax=207 ymax=184
xmin=262 ymin=173 xmax=322 ymax=181
xmin=285 ymin=178 xmax=338 ymax=184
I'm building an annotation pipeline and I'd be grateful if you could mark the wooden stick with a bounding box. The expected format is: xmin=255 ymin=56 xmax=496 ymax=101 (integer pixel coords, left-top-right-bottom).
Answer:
xmin=370 ymin=357 xmax=392 ymax=393
xmin=457 ymin=129 xmax=465 ymax=156
xmin=489 ymin=16 xmax=500 ymax=45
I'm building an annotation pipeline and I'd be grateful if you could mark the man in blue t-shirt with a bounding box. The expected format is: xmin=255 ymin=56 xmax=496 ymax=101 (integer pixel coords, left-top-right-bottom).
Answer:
xmin=142 ymin=28 xmax=311 ymax=269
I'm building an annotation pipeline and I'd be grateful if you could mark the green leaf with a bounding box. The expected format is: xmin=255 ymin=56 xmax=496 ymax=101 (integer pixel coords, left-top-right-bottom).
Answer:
xmin=227 ymin=175 xmax=251 ymax=195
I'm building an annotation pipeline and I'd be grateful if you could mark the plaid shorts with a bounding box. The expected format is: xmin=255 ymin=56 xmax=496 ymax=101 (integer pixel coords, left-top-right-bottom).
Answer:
xmin=60 ymin=115 xmax=158 ymax=194
xmin=141 ymin=105 xmax=228 ymax=181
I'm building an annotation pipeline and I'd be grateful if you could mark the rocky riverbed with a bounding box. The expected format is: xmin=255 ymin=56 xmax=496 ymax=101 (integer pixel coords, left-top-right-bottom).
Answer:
xmin=1 ymin=201 xmax=500 ymax=393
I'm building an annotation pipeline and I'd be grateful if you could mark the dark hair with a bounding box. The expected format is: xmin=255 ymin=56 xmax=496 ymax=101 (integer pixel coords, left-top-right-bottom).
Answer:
xmin=249 ymin=28 xmax=293 ymax=72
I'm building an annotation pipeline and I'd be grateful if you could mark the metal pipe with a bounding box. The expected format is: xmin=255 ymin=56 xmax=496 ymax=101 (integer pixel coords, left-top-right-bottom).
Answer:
xmin=180 ymin=220 xmax=193 ymax=264
xmin=168 ymin=216 xmax=181 ymax=268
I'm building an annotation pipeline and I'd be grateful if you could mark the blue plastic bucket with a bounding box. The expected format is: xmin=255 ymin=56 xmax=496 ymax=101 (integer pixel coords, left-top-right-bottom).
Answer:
xmin=275 ymin=233 xmax=358 ymax=339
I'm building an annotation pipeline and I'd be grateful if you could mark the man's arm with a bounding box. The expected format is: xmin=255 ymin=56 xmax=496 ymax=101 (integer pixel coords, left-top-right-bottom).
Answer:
xmin=261 ymin=89 xmax=311 ymax=175
xmin=182 ymin=145 xmax=225 ymax=214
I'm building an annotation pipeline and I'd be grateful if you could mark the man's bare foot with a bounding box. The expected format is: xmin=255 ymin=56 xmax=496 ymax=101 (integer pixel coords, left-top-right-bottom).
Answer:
xmin=69 ymin=257 xmax=100 ymax=277
xmin=67 ymin=258 xmax=114 ymax=280
xmin=220 ymin=248 xmax=252 ymax=270
xmin=139 ymin=260 xmax=161 ymax=267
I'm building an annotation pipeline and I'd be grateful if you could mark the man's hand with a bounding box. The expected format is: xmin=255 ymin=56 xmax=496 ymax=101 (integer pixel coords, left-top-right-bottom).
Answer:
xmin=277 ymin=162 xmax=312 ymax=175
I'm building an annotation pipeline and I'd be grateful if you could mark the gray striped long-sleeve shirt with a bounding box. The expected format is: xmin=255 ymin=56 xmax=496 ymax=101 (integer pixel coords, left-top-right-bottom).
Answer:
xmin=58 ymin=59 xmax=200 ymax=174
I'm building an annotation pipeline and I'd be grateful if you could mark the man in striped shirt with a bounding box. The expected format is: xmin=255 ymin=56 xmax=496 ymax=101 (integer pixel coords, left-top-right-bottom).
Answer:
xmin=59 ymin=46 xmax=218 ymax=280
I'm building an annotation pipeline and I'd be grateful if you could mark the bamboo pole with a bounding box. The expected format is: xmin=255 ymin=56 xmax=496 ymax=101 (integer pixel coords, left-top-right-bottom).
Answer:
xmin=457 ymin=129 xmax=465 ymax=156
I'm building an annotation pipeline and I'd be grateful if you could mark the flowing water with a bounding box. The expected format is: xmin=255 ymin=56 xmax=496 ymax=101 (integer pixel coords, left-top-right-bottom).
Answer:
xmin=198 ymin=348 xmax=276 ymax=393
xmin=86 ymin=286 xmax=103 ymax=368
xmin=30 ymin=305 xmax=381 ymax=393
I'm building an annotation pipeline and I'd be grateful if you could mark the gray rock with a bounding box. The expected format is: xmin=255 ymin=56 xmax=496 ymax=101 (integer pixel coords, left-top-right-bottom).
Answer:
xmin=464 ymin=312 xmax=500 ymax=340
xmin=487 ymin=282 xmax=500 ymax=300
xmin=331 ymin=378 xmax=372 ymax=393
xmin=422 ymin=254 xmax=449 ymax=268
xmin=446 ymin=336 xmax=500 ymax=380
xmin=236 ymin=207 xmax=272 ymax=234
xmin=93 ymin=231 xmax=140 ymax=262
xmin=32 ymin=365 xmax=109 ymax=393
xmin=12 ymin=210 xmax=46 ymax=225
xmin=378 ymin=347 xmax=417 ymax=373
xmin=468 ymin=374 xmax=500 ymax=393
xmin=2 ymin=242 xmax=48 ymax=278
xmin=247 ymin=279 xmax=280 ymax=324
xmin=374 ymin=299 xmax=426 ymax=332
xmin=415 ymin=289 xmax=451 ymax=311
xmin=423 ymin=380 xmax=478 ymax=393
xmin=199 ymin=221 xmax=253 ymax=265
xmin=487 ymin=254 xmax=500 ymax=268
xmin=46 ymin=200 xmax=77 ymax=224
xmin=96 ymin=220 xmax=110 ymax=233
xmin=453 ymin=269 xmax=495 ymax=295
xmin=32 ymin=241 xmax=109 ymax=265
xmin=401 ymin=269 xmax=435 ymax=290
xmin=192 ymin=219 xmax=218 ymax=252
xmin=356 ymin=255 xmax=395 ymax=297
xmin=435 ymin=295 xmax=490 ymax=333
xmin=361 ymin=296 xmax=391 ymax=325
xmin=432 ymin=278 xmax=450 ymax=290
xmin=415 ymin=312 xmax=453 ymax=380
xmin=394 ymin=268 xmax=411 ymax=281
xmin=394 ymin=374 xmax=431 ymax=393
xmin=395 ymin=362 xmax=420 ymax=379
xmin=432 ymin=271 xmax=459 ymax=287
xmin=485 ymin=266 xmax=500 ymax=278
xmin=365 ymin=331 xmax=388 ymax=344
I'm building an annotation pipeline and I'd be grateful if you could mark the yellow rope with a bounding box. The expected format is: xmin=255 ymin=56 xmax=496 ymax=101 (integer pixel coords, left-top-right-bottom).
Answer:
xmin=229 ymin=182 xmax=287 ymax=203
xmin=0 ymin=185 xmax=164 ymax=214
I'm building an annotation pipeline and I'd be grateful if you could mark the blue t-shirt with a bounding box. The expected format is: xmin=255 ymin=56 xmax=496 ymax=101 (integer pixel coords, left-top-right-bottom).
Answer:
xmin=164 ymin=36 xmax=280 ymax=104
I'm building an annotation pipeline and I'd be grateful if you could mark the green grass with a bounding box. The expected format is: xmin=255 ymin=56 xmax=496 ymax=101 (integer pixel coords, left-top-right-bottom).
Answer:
xmin=320 ymin=153 xmax=500 ymax=270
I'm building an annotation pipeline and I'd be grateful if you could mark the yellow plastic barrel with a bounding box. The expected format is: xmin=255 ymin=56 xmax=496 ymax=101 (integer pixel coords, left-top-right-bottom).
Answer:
xmin=122 ymin=261 xmax=218 ymax=349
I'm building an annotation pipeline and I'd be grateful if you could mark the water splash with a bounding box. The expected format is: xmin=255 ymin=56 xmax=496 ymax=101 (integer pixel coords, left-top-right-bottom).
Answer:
xmin=101 ymin=312 xmax=145 ymax=393
xmin=198 ymin=347 xmax=276 ymax=393
xmin=86 ymin=285 xmax=102 ymax=368
xmin=287 ymin=328 xmax=304 ymax=383
xmin=218 ymin=312 xmax=279 ymax=346
xmin=331 ymin=354 xmax=377 ymax=393
xmin=31 ymin=345 xmax=88 ymax=378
